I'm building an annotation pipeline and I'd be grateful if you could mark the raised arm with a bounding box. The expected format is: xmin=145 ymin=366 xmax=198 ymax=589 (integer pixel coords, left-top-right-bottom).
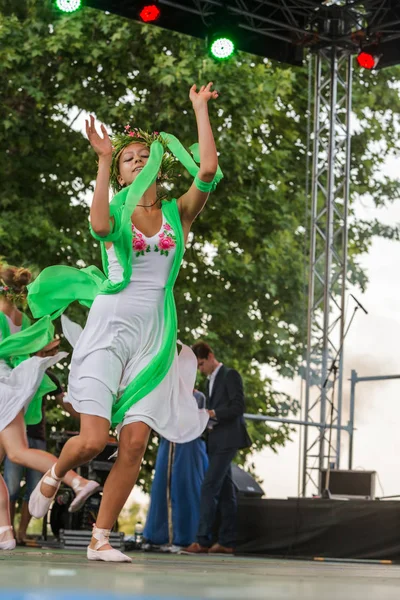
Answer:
xmin=178 ymin=83 xmax=219 ymax=236
xmin=86 ymin=115 xmax=114 ymax=237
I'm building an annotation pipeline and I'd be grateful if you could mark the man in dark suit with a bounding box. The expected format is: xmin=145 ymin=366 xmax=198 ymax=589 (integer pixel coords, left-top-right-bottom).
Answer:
xmin=182 ymin=341 xmax=251 ymax=554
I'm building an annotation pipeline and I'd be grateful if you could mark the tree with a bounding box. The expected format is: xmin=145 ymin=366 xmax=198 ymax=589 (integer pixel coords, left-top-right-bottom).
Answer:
xmin=1 ymin=1 xmax=400 ymax=491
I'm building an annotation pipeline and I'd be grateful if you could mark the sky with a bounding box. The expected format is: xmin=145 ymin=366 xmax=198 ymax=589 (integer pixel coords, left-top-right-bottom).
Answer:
xmin=66 ymin=107 xmax=400 ymax=508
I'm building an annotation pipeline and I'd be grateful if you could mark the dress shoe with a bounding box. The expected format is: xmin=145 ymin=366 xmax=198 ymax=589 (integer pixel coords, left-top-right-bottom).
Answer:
xmin=180 ymin=542 xmax=209 ymax=554
xmin=208 ymin=543 xmax=234 ymax=554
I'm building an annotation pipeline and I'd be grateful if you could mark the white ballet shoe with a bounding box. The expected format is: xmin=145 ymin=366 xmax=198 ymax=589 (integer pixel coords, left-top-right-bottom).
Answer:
xmin=0 ymin=526 xmax=16 ymax=551
xmin=68 ymin=479 xmax=101 ymax=513
xmin=28 ymin=464 xmax=61 ymax=519
xmin=87 ymin=525 xmax=132 ymax=563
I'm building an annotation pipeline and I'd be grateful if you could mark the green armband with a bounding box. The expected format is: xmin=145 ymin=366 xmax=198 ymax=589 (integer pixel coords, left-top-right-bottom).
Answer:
xmin=194 ymin=174 xmax=215 ymax=193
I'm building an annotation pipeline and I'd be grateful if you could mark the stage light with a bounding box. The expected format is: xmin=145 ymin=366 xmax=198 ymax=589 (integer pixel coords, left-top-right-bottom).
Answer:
xmin=210 ymin=35 xmax=235 ymax=60
xmin=357 ymin=51 xmax=380 ymax=69
xmin=139 ymin=4 xmax=161 ymax=23
xmin=207 ymin=27 xmax=237 ymax=61
xmin=54 ymin=0 xmax=82 ymax=12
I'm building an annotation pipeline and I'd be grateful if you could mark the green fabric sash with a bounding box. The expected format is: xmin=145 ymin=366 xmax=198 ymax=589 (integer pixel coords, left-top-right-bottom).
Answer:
xmin=0 ymin=313 xmax=57 ymax=425
xmin=27 ymin=131 xmax=223 ymax=425
xmin=112 ymin=197 xmax=183 ymax=425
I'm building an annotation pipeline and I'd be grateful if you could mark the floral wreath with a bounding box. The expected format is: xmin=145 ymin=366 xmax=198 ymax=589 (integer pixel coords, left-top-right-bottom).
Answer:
xmin=0 ymin=279 xmax=28 ymax=308
xmin=110 ymin=125 xmax=179 ymax=193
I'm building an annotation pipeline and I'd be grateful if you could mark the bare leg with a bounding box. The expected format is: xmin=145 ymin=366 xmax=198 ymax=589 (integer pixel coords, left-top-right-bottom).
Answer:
xmin=52 ymin=414 xmax=110 ymax=477
xmin=89 ymin=421 xmax=150 ymax=551
xmin=9 ymin=501 xmax=16 ymax=526
xmin=53 ymin=414 xmax=110 ymax=478
xmin=0 ymin=412 xmax=94 ymax=497
xmin=0 ymin=442 xmax=14 ymax=545
xmin=17 ymin=502 xmax=31 ymax=542
xmin=39 ymin=413 xmax=110 ymax=498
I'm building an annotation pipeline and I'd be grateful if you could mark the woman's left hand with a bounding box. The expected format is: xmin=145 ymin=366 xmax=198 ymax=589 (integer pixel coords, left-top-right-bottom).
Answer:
xmin=190 ymin=82 xmax=219 ymax=110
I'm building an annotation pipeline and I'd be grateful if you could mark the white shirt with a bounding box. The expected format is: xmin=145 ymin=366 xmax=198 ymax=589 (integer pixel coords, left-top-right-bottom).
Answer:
xmin=5 ymin=315 xmax=22 ymax=335
xmin=208 ymin=363 xmax=223 ymax=396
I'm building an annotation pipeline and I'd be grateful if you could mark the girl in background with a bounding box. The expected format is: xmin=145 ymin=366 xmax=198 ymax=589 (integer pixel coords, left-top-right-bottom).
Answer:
xmin=0 ymin=263 xmax=99 ymax=550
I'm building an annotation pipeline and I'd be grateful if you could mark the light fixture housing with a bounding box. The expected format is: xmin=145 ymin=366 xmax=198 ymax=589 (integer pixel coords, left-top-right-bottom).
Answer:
xmin=139 ymin=3 xmax=161 ymax=23
xmin=207 ymin=26 xmax=237 ymax=61
xmin=54 ymin=0 xmax=82 ymax=13
xmin=357 ymin=50 xmax=380 ymax=70
xmin=209 ymin=34 xmax=235 ymax=60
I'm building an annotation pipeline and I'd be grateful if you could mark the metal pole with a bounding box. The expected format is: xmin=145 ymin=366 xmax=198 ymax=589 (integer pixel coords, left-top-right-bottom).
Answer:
xmin=347 ymin=371 xmax=400 ymax=469
xmin=348 ymin=369 xmax=357 ymax=470
xmin=302 ymin=52 xmax=321 ymax=496
xmin=319 ymin=45 xmax=338 ymax=484
xmin=336 ymin=53 xmax=353 ymax=468
xmin=354 ymin=374 xmax=400 ymax=383
xmin=244 ymin=413 xmax=349 ymax=431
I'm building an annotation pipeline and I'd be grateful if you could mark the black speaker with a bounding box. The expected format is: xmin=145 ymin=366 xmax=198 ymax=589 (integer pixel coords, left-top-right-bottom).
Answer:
xmin=232 ymin=465 xmax=264 ymax=498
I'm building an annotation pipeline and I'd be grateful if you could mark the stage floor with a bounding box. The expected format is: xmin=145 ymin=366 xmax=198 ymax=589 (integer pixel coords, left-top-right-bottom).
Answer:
xmin=1 ymin=548 xmax=400 ymax=599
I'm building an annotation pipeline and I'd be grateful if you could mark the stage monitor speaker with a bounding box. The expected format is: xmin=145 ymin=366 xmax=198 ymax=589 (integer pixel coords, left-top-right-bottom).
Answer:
xmin=59 ymin=529 xmax=124 ymax=550
xmin=320 ymin=469 xmax=376 ymax=499
xmin=232 ymin=464 xmax=264 ymax=498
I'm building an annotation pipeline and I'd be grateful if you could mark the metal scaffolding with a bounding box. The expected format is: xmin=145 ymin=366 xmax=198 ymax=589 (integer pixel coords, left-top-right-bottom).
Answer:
xmin=87 ymin=2 xmax=400 ymax=68
xmin=302 ymin=47 xmax=353 ymax=495
xmin=348 ymin=371 xmax=400 ymax=470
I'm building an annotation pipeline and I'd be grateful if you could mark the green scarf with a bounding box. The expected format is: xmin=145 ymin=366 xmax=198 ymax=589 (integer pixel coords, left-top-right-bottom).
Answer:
xmin=0 ymin=313 xmax=57 ymax=425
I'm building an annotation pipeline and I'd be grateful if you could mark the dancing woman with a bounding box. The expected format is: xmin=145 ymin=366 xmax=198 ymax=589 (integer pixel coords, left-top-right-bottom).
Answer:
xmin=28 ymin=82 xmax=222 ymax=562
xmin=0 ymin=264 xmax=99 ymax=551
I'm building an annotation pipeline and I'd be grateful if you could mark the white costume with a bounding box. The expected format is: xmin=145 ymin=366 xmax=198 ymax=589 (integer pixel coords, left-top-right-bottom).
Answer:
xmin=63 ymin=215 xmax=208 ymax=442
xmin=0 ymin=315 xmax=66 ymax=433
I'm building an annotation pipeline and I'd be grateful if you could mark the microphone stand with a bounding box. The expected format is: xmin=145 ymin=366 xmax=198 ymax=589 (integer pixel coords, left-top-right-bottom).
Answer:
xmin=321 ymin=304 xmax=361 ymax=499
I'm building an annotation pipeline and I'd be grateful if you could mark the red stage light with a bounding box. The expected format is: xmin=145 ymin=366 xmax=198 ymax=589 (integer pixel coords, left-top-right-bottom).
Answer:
xmin=357 ymin=52 xmax=375 ymax=69
xmin=139 ymin=4 xmax=161 ymax=23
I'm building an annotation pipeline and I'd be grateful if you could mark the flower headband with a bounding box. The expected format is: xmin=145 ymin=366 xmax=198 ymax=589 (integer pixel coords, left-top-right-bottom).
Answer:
xmin=0 ymin=280 xmax=28 ymax=308
xmin=109 ymin=125 xmax=179 ymax=192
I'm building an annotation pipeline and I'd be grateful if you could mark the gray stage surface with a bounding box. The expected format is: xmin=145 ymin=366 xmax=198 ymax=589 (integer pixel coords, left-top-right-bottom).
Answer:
xmin=1 ymin=548 xmax=400 ymax=599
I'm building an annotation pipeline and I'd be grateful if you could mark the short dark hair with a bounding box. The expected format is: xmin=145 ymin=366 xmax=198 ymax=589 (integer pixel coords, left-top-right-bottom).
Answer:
xmin=192 ymin=341 xmax=213 ymax=360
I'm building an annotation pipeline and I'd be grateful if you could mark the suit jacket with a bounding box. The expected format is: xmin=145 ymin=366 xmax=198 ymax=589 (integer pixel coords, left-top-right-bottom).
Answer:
xmin=206 ymin=365 xmax=252 ymax=453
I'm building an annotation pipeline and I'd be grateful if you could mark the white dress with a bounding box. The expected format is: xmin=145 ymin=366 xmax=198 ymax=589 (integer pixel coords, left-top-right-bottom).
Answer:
xmin=64 ymin=213 xmax=208 ymax=443
xmin=0 ymin=315 xmax=67 ymax=433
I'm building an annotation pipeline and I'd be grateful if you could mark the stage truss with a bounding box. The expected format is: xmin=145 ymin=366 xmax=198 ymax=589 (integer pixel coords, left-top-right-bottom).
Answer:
xmin=86 ymin=1 xmax=400 ymax=67
xmin=302 ymin=47 xmax=352 ymax=495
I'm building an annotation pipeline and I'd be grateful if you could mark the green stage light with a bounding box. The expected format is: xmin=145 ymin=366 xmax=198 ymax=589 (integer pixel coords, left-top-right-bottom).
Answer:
xmin=55 ymin=0 xmax=82 ymax=13
xmin=209 ymin=34 xmax=236 ymax=61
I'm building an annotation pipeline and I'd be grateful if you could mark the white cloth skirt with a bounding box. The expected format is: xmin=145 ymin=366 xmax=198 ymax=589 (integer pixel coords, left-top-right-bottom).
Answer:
xmin=62 ymin=284 xmax=208 ymax=443
xmin=0 ymin=352 xmax=67 ymax=433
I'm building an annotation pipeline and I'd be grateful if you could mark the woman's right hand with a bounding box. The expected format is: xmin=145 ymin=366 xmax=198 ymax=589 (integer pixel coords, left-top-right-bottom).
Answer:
xmin=35 ymin=338 xmax=60 ymax=358
xmin=85 ymin=115 xmax=113 ymax=159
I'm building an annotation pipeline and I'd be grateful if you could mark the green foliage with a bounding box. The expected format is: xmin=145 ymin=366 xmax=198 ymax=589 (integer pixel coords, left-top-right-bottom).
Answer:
xmin=1 ymin=1 xmax=400 ymax=490
xmin=117 ymin=502 xmax=146 ymax=535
